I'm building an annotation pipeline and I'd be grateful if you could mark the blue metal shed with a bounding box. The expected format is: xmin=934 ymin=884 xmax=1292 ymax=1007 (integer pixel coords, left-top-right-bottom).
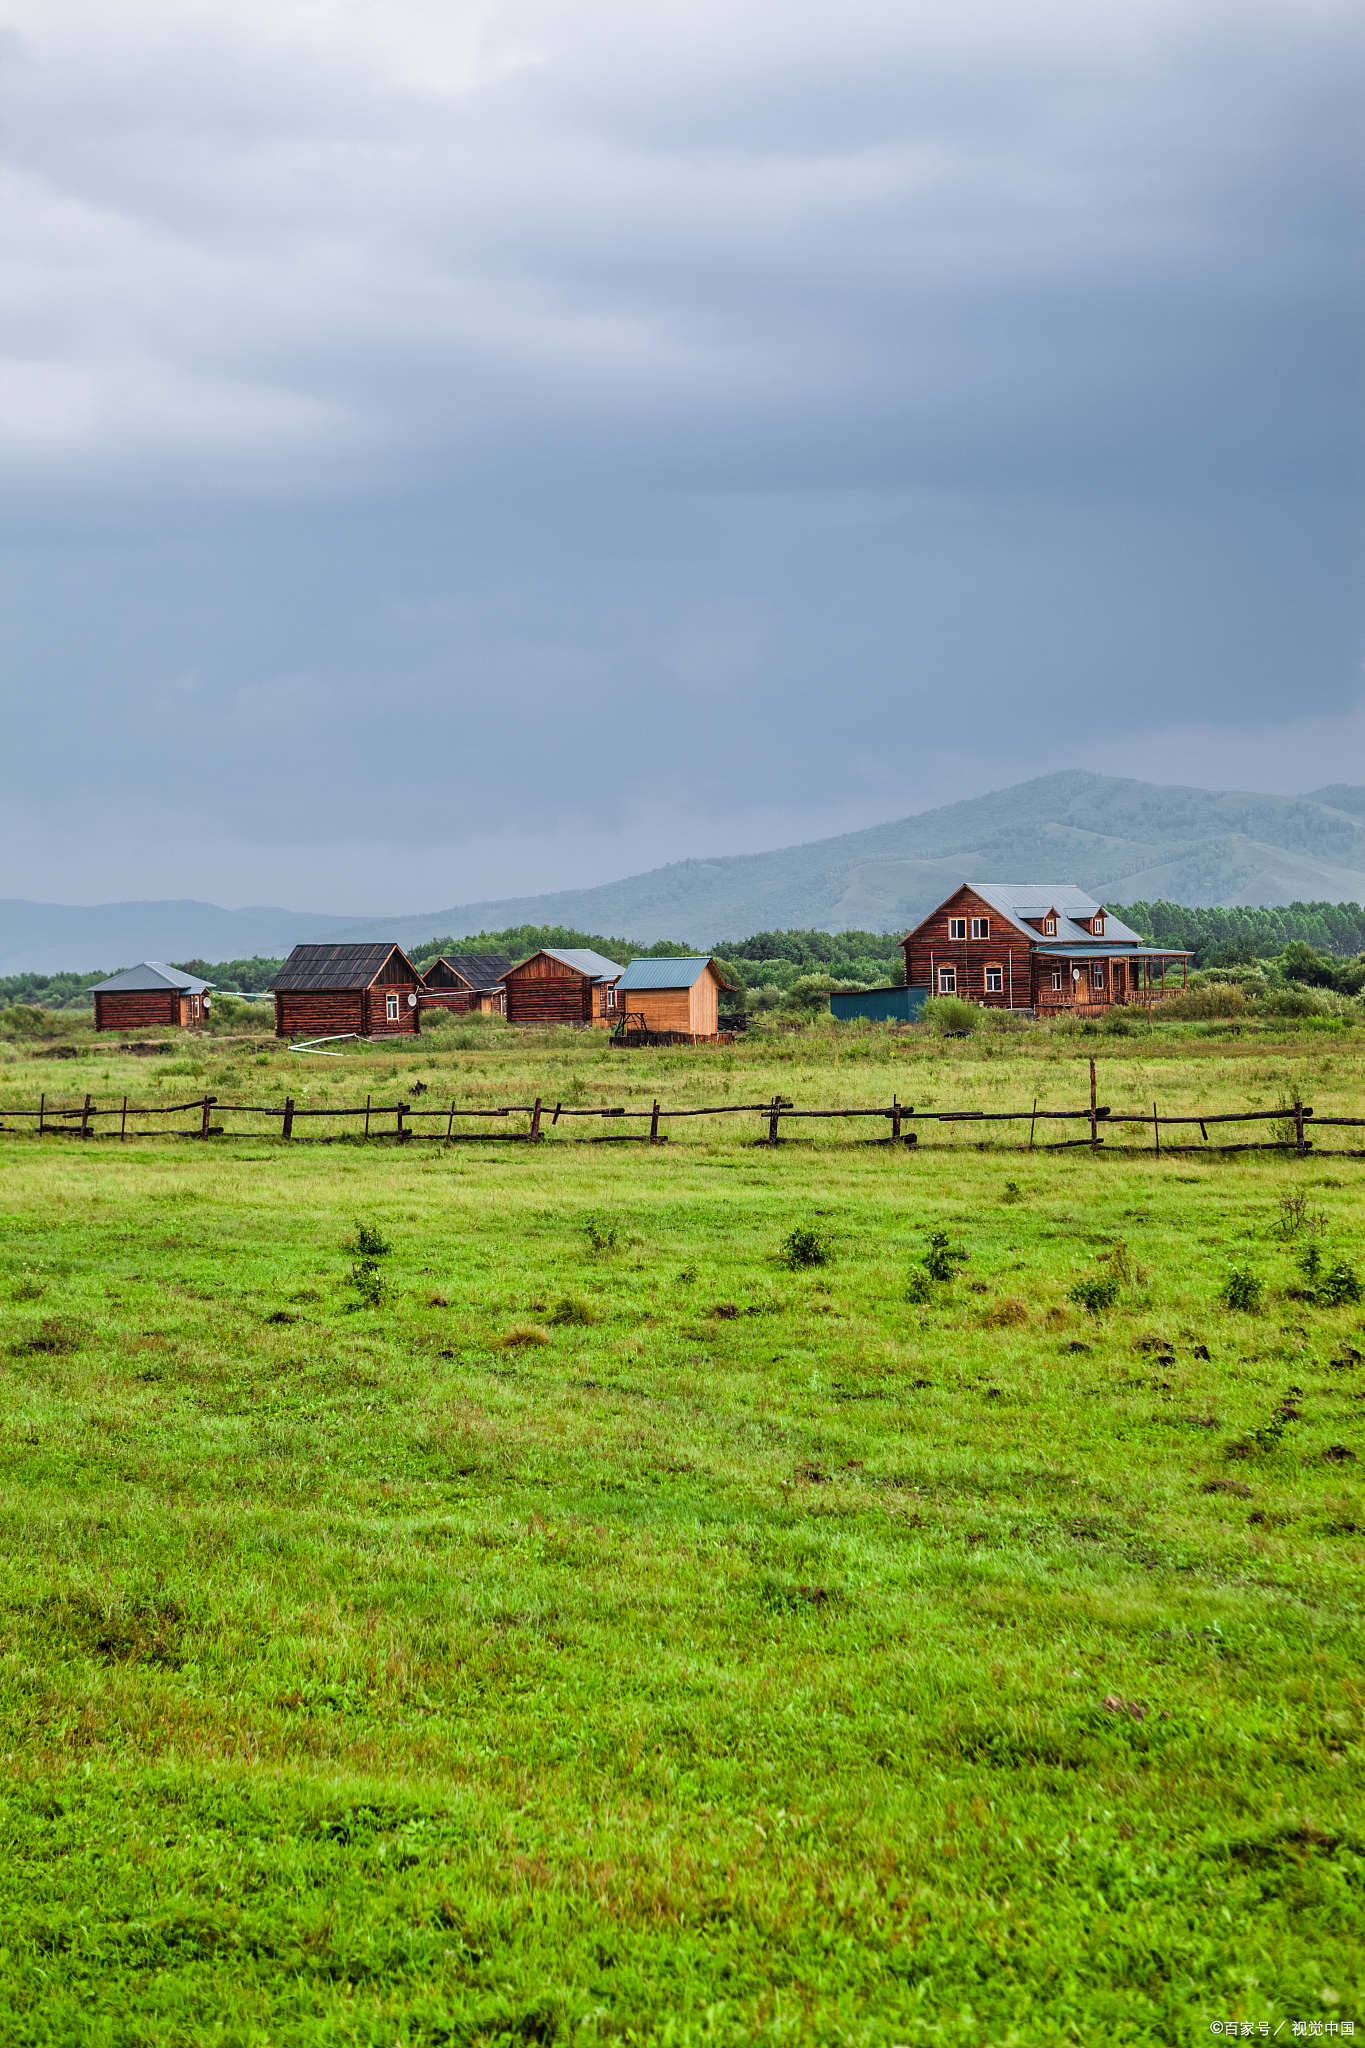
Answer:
xmin=829 ymin=985 xmax=930 ymax=1024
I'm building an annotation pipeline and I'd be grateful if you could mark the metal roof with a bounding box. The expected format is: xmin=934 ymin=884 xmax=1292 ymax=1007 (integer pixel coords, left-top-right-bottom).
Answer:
xmin=1035 ymin=943 xmax=1192 ymax=957
xmin=422 ymin=953 xmax=514 ymax=991
xmin=91 ymin=961 xmax=213 ymax=994
xmin=515 ymin=947 xmax=623 ymax=982
xmin=935 ymin=882 xmax=1144 ymax=948
xmin=616 ymin=956 xmax=731 ymax=992
xmin=270 ymin=943 xmax=418 ymax=992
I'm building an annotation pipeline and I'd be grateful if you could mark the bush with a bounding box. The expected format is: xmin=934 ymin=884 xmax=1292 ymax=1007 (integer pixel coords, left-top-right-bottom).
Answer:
xmin=1219 ymin=1268 xmax=1263 ymax=1314
xmin=350 ymin=1220 xmax=391 ymax=1258
xmin=1259 ymin=985 xmax=1332 ymax=1020
xmin=350 ymin=1261 xmax=387 ymax=1307
xmin=1069 ymin=1275 xmax=1120 ymax=1314
xmin=584 ymin=1218 xmax=619 ymax=1253
xmin=924 ymin=1229 xmax=968 ymax=1282
xmin=782 ymin=1225 xmax=830 ymax=1269
xmin=1317 ymin=1260 xmax=1362 ymax=1306
xmin=1159 ymin=983 xmax=1248 ymax=1022
xmin=921 ymin=995 xmax=980 ymax=1035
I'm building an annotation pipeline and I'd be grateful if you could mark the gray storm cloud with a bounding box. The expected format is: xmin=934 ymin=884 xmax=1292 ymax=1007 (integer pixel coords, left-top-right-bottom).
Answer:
xmin=0 ymin=0 xmax=1360 ymax=910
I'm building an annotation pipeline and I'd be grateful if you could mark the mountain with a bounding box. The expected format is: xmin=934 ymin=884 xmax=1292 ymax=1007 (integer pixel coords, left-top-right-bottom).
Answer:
xmin=4 ymin=772 xmax=1364 ymax=972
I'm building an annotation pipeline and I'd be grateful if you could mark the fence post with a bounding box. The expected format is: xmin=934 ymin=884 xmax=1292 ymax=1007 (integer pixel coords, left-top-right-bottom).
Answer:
xmin=396 ymin=1103 xmax=408 ymax=1143
xmin=891 ymin=1097 xmax=900 ymax=1141
xmin=1090 ymin=1058 xmax=1098 ymax=1148
xmin=1153 ymin=1100 xmax=1159 ymax=1158
xmin=282 ymin=1096 xmax=295 ymax=1141
xmin=447 ymin=1100 xmax=455 ymax=1140
xmin=38 ymin=1093 xmax=45 ymax=1137
xmin=120 ymin=1095 xmax=128 ymax=1142
xmin=1029 ymin=1098 xmax=1037 ymax=1151
xmin=200 ymin=1094 xmax=215 ymax=1139
xmin=80 ymin=1094 xmax=92 ymax=1140
xmin=529 ymin=1097 xmax=543 ymax=1141
xmin=768 ymin=1095 xmax=782 ymax=1144
xmin=1295 ymin=1103 xmax=1305 ymax=1157
xmin=650 ymin=1099 xmax=660 ymax=1144
xmin=364 ymin=1094 xmax=371 ymax=1139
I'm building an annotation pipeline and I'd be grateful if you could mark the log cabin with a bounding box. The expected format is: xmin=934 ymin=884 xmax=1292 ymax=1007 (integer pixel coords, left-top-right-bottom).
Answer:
xmin=91 ymin=961 xmax=214 ymax=1033
xmin=418 ymin=954 xmax=513 ymax=1018
xmin=900 ymin=884 xmax=1192 ymax=1016
xmin=500 ymin=947 xmax=623 ymax=1027
xmin=270 ymin=943 xmax=422 ymax=1041
xmin=610 ymin=956 xmax=735 ymax=1040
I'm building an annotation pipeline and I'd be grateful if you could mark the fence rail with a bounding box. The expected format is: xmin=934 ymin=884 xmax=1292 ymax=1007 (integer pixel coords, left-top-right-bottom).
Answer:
xmin=1 ymin=1086 xmax=1361 ymax=1154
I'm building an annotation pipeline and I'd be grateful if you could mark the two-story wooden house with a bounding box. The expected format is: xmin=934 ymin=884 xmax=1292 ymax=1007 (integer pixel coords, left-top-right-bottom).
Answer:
xmin=900 ymin=884 xmax=1191 ymax=1015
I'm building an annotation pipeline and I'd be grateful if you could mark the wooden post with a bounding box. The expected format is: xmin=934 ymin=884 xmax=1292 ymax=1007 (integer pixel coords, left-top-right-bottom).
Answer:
xmin=891 ymin=1097 xmax=900 ymax=1141
xmin=80 ymin=1094 xmax=92 ymax=1140
xmin=650 ymin=1099 xmax=660 ymax=1144
xmin=446 ymin=1100 xmax=455 ymax=1140
xmin=768 ymin=1095 xmax=782 ymax=1144
xmin=529 ymin=1097 xmax=542 ymax=1142
xmin=1295 ymin=1102 xmax=1305 ymax=1157
xmin=396 ymin=1103 xmax=408 ymax=1143
xmin=200 ymin=1094 xmax=214 ymax=1139
xmin=364 ymin=1094 xmax=371 ymax=1139
xmin=282 ymin=1096 xmax=295 ymax=1141
xmin=120 ymin=1095 xmax=127 ymax=1142
xmin=38 ymin=1093 xmax=44 ymax=1136
xmin=1090 ymin=1057 xmax=1098 ymax=1148
xmin=1029 ymin=1097 xmax=1037 ymax=1151
xmin=1153 ymin=1100 xmax=1159 ymax=1158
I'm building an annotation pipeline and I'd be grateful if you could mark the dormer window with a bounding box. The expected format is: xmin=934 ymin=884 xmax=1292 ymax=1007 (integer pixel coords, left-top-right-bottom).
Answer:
xmin=1044 ymin=918 xmax=1056 ymax=936
xmin=1092 ymin=916 xmax=1105 ymax=936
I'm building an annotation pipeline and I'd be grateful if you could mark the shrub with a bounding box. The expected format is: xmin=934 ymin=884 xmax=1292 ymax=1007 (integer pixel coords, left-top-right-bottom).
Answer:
xmin=1260 ymin=985 xmax=1332 ymax=1020
xmin=783 ymin=1225 xmax=830 ymax=1269
xmin=584 ymin=1218 xmax=619 ymax=1254
xmin=1159 ymin=983 xmax=1248 ymax=1022
xmin=1219 ymin=1268 xmax=1263 ymax=1314
xmin=1069 ymin=1275 xmax=1120 ymax=1314
xmin=920 ymin=996 xmax=980 ymax=1035
xmin=549 ymin=1292 xmax=597 ymax=1325
xmin=924 ymin=1229 xmax=968 ymax=1282
xmin=906 ymin=1269 xmax=934 ymax=1304
xmin=350 ymin=1220 xmax=391 ymax=1258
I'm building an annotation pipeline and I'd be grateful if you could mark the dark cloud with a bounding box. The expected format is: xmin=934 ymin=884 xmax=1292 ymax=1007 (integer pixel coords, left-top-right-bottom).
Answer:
xmin=1 ymin=0 xmax=1360 ymax=911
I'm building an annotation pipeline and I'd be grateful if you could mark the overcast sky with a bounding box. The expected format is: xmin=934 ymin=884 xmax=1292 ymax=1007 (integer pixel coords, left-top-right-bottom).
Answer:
xmin=1 ymin=0 xmax=1361 ymax=914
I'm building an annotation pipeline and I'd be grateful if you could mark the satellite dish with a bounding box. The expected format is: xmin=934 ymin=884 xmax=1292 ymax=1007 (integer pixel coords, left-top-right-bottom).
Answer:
xmin=1072 ymin=968 xmax=1081 ymax=981
xmin=201 ymin=996 xmax=211 ymax=1009
xmin=407 ymin=991 xmax=418 ymax=1007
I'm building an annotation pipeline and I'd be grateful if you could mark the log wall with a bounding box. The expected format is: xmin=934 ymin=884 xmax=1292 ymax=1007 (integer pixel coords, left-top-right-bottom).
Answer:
xmin=94 ymin=991 xmax=188 ymax=1033
xmin=902 ymin=885 xmax=1041 ymax=1009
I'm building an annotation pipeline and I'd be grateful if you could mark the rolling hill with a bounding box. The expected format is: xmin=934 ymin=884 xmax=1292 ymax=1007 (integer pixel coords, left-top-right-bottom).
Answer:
xmin=4 ymin=772 xmax=1363 ymax=973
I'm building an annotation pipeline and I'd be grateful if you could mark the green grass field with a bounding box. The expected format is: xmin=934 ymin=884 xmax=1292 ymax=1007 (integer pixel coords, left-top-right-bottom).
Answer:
xmin=1 ymin=1016 xmax=1362 ymax=2043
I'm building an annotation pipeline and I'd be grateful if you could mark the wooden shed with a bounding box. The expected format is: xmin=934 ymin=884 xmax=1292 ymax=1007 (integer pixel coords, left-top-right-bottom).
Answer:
xmin=270 ymin=943 xmax=422 ymax=1041
xmin=611 ymin=956 xmax=734 ymax=1039
xmin=501 ymin=947 xmax=622 ymax=1027
xmin=91 ymin=961 xmax=214 ymax=1033
xmin=419 ymin=954 xmax=514 ymax=1018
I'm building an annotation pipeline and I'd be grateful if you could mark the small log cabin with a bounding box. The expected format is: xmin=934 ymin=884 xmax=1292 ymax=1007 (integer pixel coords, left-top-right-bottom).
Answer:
xmin=901 ymin=884 xmax=1192 ymax=1016
xmin=501 ymin=947 xmax=623 ymax=1027
xmin=91 ymin=961 xmax=214 ymax=1033
xmin=270 ymin=943 xmax=422 ymax=1041
xmin=612 ymin=956 xmax=735 ymax=1039
xmin=419 ymin=954 xmax=513 ymax=1018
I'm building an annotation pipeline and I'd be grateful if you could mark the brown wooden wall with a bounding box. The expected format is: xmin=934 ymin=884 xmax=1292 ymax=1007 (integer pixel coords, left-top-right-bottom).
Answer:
xmin=627 ymin=972 xmax=721 ymax=1036
xmin=901 ymin=885 xmax=1039 ymax=1008
xmin=504 ymin=958 xmax=593 ymax=1025
xmin=94 ymin=990 xmax=185 ymax=1033
xmin=420 ymin=987 xmax=475 ymax=1015
xmin=272 ymin=986 xmax=419 ymax=1040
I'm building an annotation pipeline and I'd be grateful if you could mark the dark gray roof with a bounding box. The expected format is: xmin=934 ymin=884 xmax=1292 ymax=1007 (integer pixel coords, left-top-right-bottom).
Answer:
xmin=92 ymin=960 xmax=213 ymax=995
xmin=270 ymin=943 xmax=417 ymax=992
xmin=616 ymin=956 xmax=732 ymax=992
xmin=422 ymin=953 xmax=515 ymax=991
xmin=511 ymin=947 xmax=623 ymax=982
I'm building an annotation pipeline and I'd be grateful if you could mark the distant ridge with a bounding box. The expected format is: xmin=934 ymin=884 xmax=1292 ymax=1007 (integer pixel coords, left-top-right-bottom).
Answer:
xmin=4 ymin=771 xmax=1364 ymax=973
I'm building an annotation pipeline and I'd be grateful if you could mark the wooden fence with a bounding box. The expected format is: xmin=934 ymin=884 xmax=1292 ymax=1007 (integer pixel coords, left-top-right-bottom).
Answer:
xmin=2 ymin=1089 xmax=1362 ymax=1154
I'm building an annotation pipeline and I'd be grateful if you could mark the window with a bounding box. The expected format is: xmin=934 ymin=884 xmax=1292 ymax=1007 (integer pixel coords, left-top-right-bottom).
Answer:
xmin=606 ymin=987 xmax=616 ymax=1010
xmin=386 ymin=990 xmax=399 ymax=1022
xmin=972 ymin=917 xmax=989 ymax=940
xmin=1092 ymin=916 xmax=1105 ymax=936
xmin=1052 ymin=967 xmax=1063 ymax=991
xmin=984 ymin=966 xmax=1002 ymax=992
xmin=938 ymin=967 xmax=957 ymax=994
xmin=1092 ymin=963 xmax=1105 ymax=990
xmin=1044 ymin=918 xmax=1056 ymax=935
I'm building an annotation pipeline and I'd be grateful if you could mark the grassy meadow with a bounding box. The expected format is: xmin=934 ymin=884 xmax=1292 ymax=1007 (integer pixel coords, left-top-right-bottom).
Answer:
xmin=0 ymin=1012 xmax=1362 ymax=2043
